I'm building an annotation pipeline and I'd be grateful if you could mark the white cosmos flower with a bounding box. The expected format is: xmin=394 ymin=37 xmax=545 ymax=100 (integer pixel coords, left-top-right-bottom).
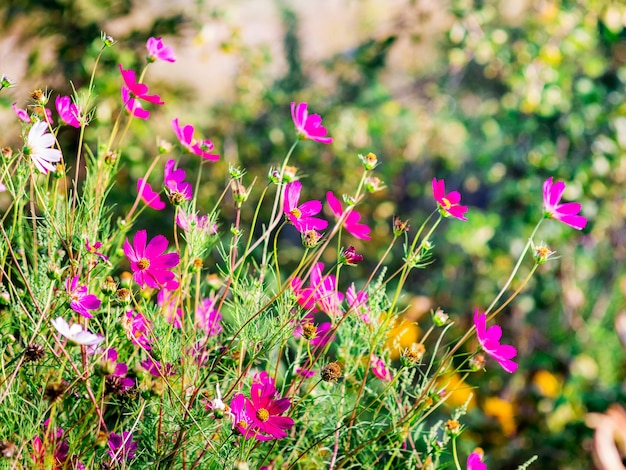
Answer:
xmin=51 ymin=317 xmax=104 ymax=346
xmin=25 ymin=121 xmax=62 ymax=174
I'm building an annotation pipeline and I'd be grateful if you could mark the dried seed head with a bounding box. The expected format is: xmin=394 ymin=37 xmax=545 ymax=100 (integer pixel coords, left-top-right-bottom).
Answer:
xmin=469 ymin=353 xmax=486 ymax=372
xmin=301 ymin=322 xmax=317 ymax=340
xmin=24 ymin=343 xmax=46 ymax=363
xmin=401 ymin=343 xmax=425 ymax=367
xmin=321 ymin=362 xmax=342 ymax=382
xmin=44 ymin=381 xmax=67 ymax=402
xmin=0 ymin=440 xmax=16 ymax=458
xmin=445 ymin=419 xmax=461 ymax=436
xmin=392 ymin=215 xmax=410 ymax=236
xmin=31 ymin=89 xmax=47 ymax=104
xmin=116 ymin=288 xmax=131 ymax=305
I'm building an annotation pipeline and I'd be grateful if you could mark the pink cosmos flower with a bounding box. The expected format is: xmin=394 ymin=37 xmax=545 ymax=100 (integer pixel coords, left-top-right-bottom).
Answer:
xmin=291 ymin=102 xmax=332 ymax=144
xmin=432 ymin=178 xmax=468 ymax=221
xmin=371 ymin=354 xmax=392 ymax=381
xmin=164 ymin=159 xmax=192 ymax=201
xmin=121 ymin=87 xmax=150 ymax=120
xmin=12 ymin=102 xmax=30 ymax=122
xmin=85 ymin=238 xmax=109 ymax=262
xmin=245 ymin=372 xmax=295 ymax=440
xmin=137 ymin=178 xmax=166 ymax=210
xmin=65 ymin=275 xmax=101 ymax=318
xmin=24 ymin=121 xmax=63 ymax=174
xmin=176 ymin=211 xmax=218 ymax=235
xmin=157 ymin=288 xmax=183 ymax=328
xmin=196 ymin=297 xmax=222 ymax=337
xmin=123 ymin=230 xmax=180 ymax=290
xmin=119 ymin=64 xmax=163 ymax=119
xmin=473 ymin=310 xmax=518 ymax=373
xmin=467 ymin=451 xmax=487 ymax=470
xmin=107 ymin=432 xmax=138 ymax=463
xmin=326 ymin=191 xmax=371 ymax=240
xmin=146 ymin=37 xmax=176 ymax=63
xmin=123 ymin=310 xmax=153 ymax=350
xmin=346 ymin=284 xmax=371 ymax=323
xmin=102 ymin=348 xmax=134 ymax=393
xmin=171 ymin=118 xmax=220 ymax=161
xmin=542 ymin=177 xmax=587 ymax=230
xmin=55 ymin=95 xmax=81 ymax=128
xmin=230 ymin=393 xmax=255 ymax=438
xmin=284 ymin=181 xmax=328 ymax=233
xmin=291 ymin=262 xmax=344 ymax=317
xmin=119 ymin=65 xmax=163 ymax=104
xmin=140 ymin=357 xmax=175 ymax=377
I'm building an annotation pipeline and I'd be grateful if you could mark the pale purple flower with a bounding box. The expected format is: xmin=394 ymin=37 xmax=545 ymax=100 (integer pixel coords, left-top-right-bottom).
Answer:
xmin=146 ymin=37 xmax=176 ymax=63
xmin=24 ymin=121 xmax=62 ymax=174
xmin=346 ymin=284 xmax=371 ymax=323
xmin=473 ymin=310 xmax=518 ymax=373
xmin=107 ymin=432 xmax=138 ymax=463
xmin=55 ymin=95 xmax=81 ymax=128
xmin=141 ymin=357 xmax=175 ymax=377
xmin=542 ymin=177 xmax=587 ymax=230
xmin=65 ymin=275 xmax=101 ymax=318
xmin=51 ymin=317 xmax=104 ymax=346
xmin=176 ymin=211 xmax=218 ymax=235
xmin=291 ymin=102 xmax=332 ymax=144
xmin=171 ymin=118 xmax=220 ymax=161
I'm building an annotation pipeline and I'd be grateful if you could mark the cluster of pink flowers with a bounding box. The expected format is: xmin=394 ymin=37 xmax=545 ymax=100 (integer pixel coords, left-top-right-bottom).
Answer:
xmin=230 ymin=372 xmax=295 ymax=440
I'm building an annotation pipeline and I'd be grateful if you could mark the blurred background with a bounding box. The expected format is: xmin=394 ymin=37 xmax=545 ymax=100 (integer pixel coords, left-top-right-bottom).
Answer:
xmin=2 ymin=0 xmax=626 ymax=468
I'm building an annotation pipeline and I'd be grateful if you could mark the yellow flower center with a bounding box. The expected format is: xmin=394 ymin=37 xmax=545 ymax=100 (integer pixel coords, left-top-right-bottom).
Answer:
xmin=289 ymin=208 xmax=302 ymax=219
xmin=256 ymin=408 xmax=270 ymax=422
xmin=441 ymin=197 xmax=452 ymax=210
xmin=237 ymin=420 xmax=248 ymax=429
xmin=137 ymin=258 xmax=150 ymax=270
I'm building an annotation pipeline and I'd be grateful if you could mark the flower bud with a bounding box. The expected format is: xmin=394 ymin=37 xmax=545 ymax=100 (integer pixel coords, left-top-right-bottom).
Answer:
xmin=302 ymin=229 xmax=323 ymax=248
xmin=101 ymin=31 xmax=116 ymax=47
xmin=359 ymin=152 xmax=378 ymax=170
xmin=364 ymin=176 xmax=385 ymax=193
xmin=340 ymin=246 xmax=363 ymax=266
xmin=432 ymin=308 xmax=449 ymax=326
xmin=392 ymin=215 xmax=410 ymax=236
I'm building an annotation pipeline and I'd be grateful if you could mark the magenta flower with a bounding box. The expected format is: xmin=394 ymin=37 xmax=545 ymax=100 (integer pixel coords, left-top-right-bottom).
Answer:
xmin=294 ymin=316 xmax=334 ymax=348
xmin=542 ymin=177 xmax=587 ymax=230
xmin=55 ymin=95 xmax=81 ymax=128
xmin=326 ymin=191 xmax=371 ymax=240
xmin=140 ymin=357 xmax=175 ymax=377
xmin=121 ymin=87 xmax=150 ymax=120
xmin=432 ymin=178 xmax=468 ymax=221
xmin=473 ymin=310 xmax=518 ymax=373
xmin=146 ymin=37 xmax=176 ymax=63
xmin=13 ymin=102 xmax=30 ymax=122
xmin=246 ymin=372 xmax=295 ymax=440
xmin=291 ymin=262 xmax=343 ymax=317
xmin=65 ymin=275 xmax=101 ymax=319
xmin=164 ymin=159 xmax=192 ymax=201
xmin=230 ymin=392 xmax=255 ymax=438
xmin=157 ymin=288 xmax=183 ymax=328
xmin=371 ymin=354 xmax=392 ymax=381
xmin=171 ymin=118 xmax=220 ymax=161
xmin=119 ymin=64 xmax=163 ymax=119
xmin=24 ymin=121 xmax=63 ymax=174
xmin=284 ymin=181 xmax=328 ymax=233
xmin=291 ymin=102 xmax=332 ymax=144
xmin=123 ymin=310 xmax=153 ymax=350
xmin=137 ymin=178 xmax=166 ymax=210
xmin=107 ymin=432 xmax=138 ymax=463
xmin=124 ymin=230 xmax=180 ymax=289
xmin=102 ymin=349 xmax=134 ymax=393
xmin=196 ymin=297 xmax=222 ymax=337
xmin=85 ymin=238 xmax=109 ymax=262
xmin=119 ymin=65 xmax=163 ymax=104
xmin=467 ymin=452 xmax=487 ymax=470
